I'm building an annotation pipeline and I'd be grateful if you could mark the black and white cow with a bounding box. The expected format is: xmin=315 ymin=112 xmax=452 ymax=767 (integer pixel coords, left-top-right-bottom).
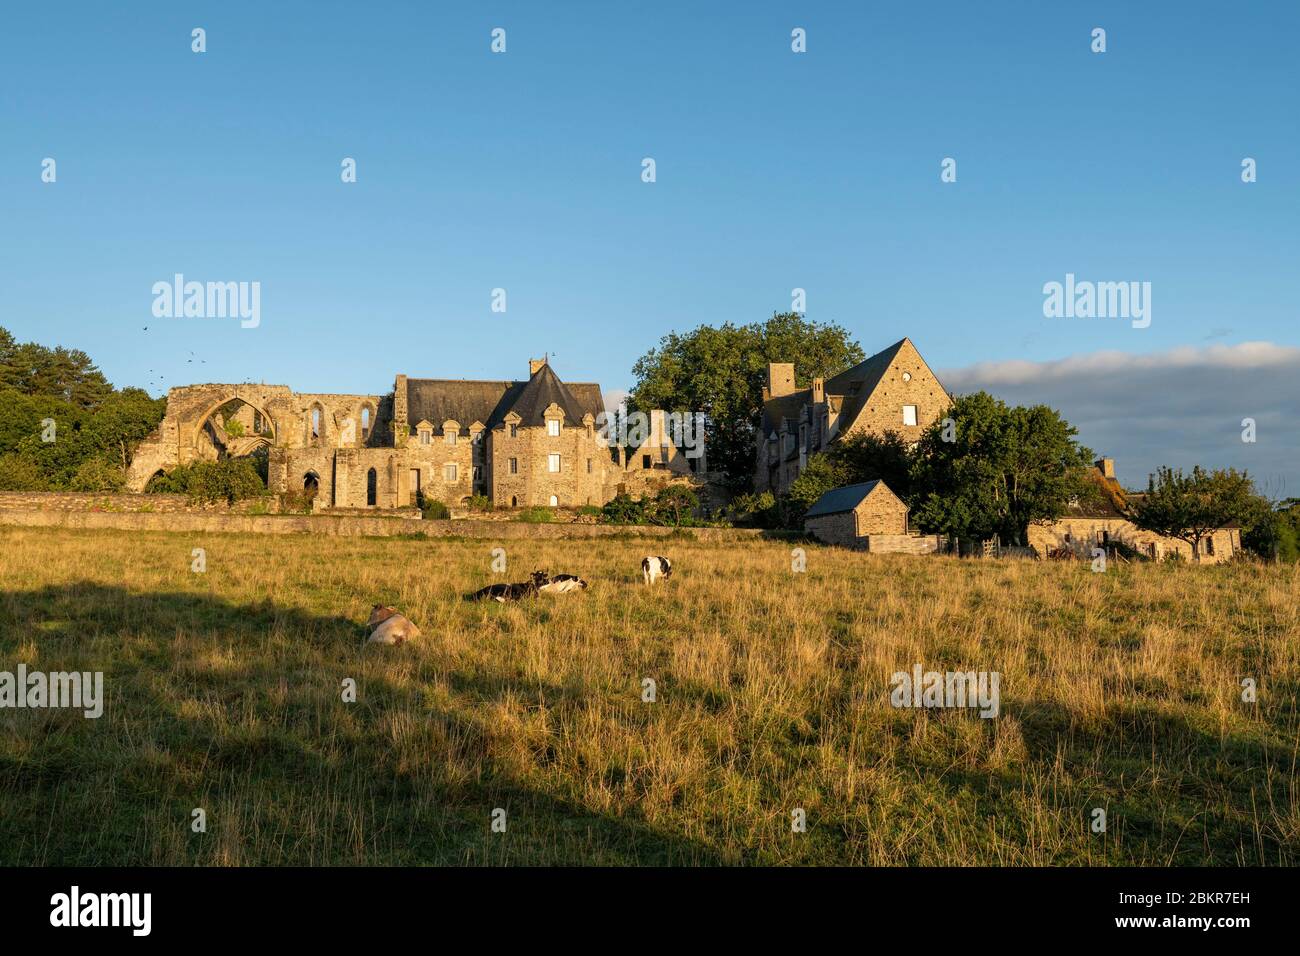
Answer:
xmin=536 ymin=571 xmax=588 ymax=595
xmin=471 ymin=570 xmax=548 ymax=603
xmin=641 ymin=555 xmax=672 ymax=585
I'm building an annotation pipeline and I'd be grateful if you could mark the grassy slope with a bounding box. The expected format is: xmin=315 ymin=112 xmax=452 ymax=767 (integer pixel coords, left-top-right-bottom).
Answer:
xmin=0 ymin=525 xmax=1296 ymax=866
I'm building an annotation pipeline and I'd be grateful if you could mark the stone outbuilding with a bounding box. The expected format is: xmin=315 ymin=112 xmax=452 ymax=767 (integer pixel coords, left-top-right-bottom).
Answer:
xmin=803 ymin=480 xmax=911 ymax=547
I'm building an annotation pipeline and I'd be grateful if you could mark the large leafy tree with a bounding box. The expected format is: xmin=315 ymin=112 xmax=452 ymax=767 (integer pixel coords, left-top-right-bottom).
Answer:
xmin=910 ymin=391 xmax=1093 ymax=543
xmin=829 ymin=429 xmax=914 ymax=500
xmin=629 ymin=312 xmax=865 ymax=489
xmin=0 ymin=326 xmax=165 ymax=491
xmin=1127 ymin=466 xmax=1263 ymax=562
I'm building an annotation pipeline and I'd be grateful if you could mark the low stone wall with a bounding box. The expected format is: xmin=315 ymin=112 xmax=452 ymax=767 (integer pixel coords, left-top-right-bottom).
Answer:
xmin=0 ymin=506 xmax=792 ymax=541
xmin=864 ymin=534 xmax=944 ymax=554
xmin=0 ymin=492 xmax=281 ymax=515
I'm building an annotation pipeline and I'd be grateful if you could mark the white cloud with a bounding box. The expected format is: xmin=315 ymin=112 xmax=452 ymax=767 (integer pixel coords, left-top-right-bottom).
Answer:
xmin=939 ymin=342 xmax=1300 ymax=496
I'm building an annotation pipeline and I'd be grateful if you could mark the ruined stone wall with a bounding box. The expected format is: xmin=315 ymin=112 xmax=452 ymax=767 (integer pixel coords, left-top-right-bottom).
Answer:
xmin=126 ymin=383 xmax=388 ymax=491
xmin=1028 ymin=517 xmax=1239 ymax=563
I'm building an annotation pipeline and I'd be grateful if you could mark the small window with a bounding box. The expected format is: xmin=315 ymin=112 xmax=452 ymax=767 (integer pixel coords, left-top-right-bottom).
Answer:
xmin=311 ymin=407 xmax=322 ymax=440
xmin=642 ymin=454 xmax=651 ymax=469
xmin=549 ymin=495 xmax=558 ymax=507
xmin=509 ymin=424 xmax=518 ymax=438
xmin=1206 ymin=536 xmax=1215 ymax=555
xmin=361 ymin=407 xmax=371 ymax=439
xmin=366 ymin=468 xmax=377 ymax=506
xmin=446 ymin=431 xmax=457 ymax=446
xmin=420 ymin=430 xmax=431 ymax=446
xmin=547 ymin=419 xmax=561 ymax=437
xmin=509 ymin=457 xmax=518 ymax=474
xmin=548 ymin=453 xmax=561 ymax=473
xmin=902 ymin=371 xmax=912 ymax=383
xmin=511 ymin=496 xmax=517 ymax=507
xmin=472 ymin=465 xmax=482 ymax=481
xmin=444 ymin=463 xmax=457 ymax=482
xmin=586 ymin=458 xmax=592 ymax=474
xmin=902 ymin=405 xmax=918 ymax=427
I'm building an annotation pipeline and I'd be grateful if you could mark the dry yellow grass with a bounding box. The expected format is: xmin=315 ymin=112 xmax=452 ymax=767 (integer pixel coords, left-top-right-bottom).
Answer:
xmin=0 ymin=524 xmax=1296 ymax=865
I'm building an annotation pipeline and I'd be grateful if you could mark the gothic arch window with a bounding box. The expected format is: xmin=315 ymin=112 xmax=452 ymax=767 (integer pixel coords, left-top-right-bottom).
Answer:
xmin=310 ymin=404 xmax=326 ymax=446
xmin=360 ymin=405 xmax=373 ymax=442
xmin=366 ymin=468 xmax=377 ymax=507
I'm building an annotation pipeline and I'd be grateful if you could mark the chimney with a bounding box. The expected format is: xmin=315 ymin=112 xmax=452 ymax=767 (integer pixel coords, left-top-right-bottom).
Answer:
xmin=528 ymin=356 xmax=548 ymax=376
xmin=767 ymin=362 xmax=796 ymax=398
xmin=812 ymin=377 xmax=825 ymax=404
xmin=1096 ymin=458 xmax=1115 ymax=480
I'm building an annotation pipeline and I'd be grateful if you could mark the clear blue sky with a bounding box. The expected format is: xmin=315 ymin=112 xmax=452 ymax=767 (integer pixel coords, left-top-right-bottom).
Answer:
xmin=2 ymin=0 xmax=1297 ymax=400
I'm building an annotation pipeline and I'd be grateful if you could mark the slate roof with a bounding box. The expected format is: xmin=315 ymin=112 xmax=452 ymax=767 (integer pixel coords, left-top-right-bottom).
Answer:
xmin=404 ymin=364 xmax=603 ymax=435
xmin=804 ymin=480 xmax=885 ymax=519
xmin=825 ymin=338 xmax=908 ymax=397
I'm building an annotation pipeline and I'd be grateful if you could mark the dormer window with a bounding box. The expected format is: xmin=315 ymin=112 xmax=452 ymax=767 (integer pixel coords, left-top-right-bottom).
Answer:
xmin=510 ymin=424 xmax=518 ymax=438
xmin=446 ymin=431 xmax=457 ymax=446
xmin=547 ymin=419 xmax=561 ymax=437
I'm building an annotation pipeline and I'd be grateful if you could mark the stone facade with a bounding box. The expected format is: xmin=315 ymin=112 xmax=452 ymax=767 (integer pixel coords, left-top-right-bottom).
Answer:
xmin=756 ymin=337 xmax=950 ymax=496
xmin=1029 ymin=460 xmax=1242 ymax=564
xmin=126 ymin=358 xmax=711 ymax=511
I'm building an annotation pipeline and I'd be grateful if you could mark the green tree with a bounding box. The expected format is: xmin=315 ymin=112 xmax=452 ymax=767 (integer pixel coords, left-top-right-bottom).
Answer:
xmin=1128 ymin=466 xmax=1263 ymax=562
xmin=630 ymin=312 xmax=865 ymax=489
xmin=828 ymin=429 xmax=913 ymax=500
xmin=784 ymin=453 xmax=850 ymax=526
xmin=909 ymin=391 xmax=1093 ymax=543
xmin=0 ymin=327 xmax=165 ymax=491
xmin=644 ymin=485 xmax=700 ymax=526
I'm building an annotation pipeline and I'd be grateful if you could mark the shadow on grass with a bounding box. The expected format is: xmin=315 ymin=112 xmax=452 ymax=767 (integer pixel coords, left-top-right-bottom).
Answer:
xmin=0 ymin=582 xmax=727 ymax=866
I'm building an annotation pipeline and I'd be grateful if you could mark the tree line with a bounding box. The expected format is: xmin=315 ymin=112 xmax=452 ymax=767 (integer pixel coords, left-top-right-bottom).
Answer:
xmin=0 ymin=326 xmax=165 ymax=492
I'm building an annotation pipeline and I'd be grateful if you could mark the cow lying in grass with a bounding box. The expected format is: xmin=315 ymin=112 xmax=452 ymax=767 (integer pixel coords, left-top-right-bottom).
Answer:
xmin=536 ymin=572 xmax=588 ymax=594
xmin=642 ymin=555 xmax=672 ymax=585
xmin=366 ymin=605 xmax=422 ymax=645
xmin=471 ymin=570 xmax=588 ymax=602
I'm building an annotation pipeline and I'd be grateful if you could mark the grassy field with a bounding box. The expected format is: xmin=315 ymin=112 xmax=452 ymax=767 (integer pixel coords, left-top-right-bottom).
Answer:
xmin=0 ymin=524 xmax=1296 ymax=866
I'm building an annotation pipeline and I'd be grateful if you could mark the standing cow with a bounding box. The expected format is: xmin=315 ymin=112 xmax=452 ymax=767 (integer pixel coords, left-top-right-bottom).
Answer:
xmin=641 ymin=555 xmax=672 ymax=585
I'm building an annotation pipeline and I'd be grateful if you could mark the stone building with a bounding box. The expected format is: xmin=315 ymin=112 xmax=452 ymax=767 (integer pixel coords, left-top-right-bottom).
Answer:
xmin=803 ymin=480 xmax=909 ymax=544
xmin=755 ymin=337 xmax=950 ymax=496
xmin=1029 ymin=458 xmax=1242 ymax=563
xmin=126 ymin=358 xmax=702 ymax=510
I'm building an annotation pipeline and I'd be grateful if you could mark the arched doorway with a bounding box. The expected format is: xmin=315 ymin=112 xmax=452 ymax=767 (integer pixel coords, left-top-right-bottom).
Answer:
xmin=304 ymin=471 xmax=320 ymax=503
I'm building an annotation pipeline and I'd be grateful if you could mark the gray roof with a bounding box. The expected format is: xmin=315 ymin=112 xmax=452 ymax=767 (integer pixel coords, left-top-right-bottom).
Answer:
xmin=804 ymin=480 xmax=884 ymax=519
xmin=825 ymin=338 xmax=908 ymax=397
xmin=405 ymin=364 xmax=603 ymax=435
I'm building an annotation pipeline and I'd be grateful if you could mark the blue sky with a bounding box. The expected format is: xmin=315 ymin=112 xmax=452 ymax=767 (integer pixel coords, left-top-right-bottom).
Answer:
xmin=2 ymin=1 xmax=1297 ymax=483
